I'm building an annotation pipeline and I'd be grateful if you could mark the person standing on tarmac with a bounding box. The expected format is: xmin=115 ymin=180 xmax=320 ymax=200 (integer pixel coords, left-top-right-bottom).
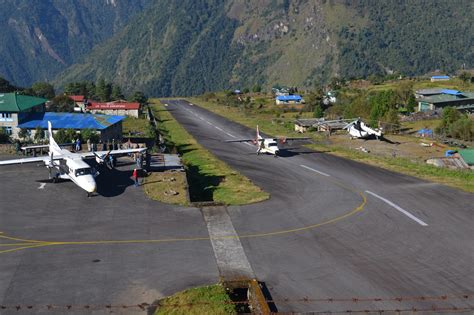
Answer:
xmin=132 ymin=168 xmax=139 ymax=187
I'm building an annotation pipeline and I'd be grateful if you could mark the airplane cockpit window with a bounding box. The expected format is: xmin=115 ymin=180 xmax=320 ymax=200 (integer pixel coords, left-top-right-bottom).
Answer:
xmin=268 ymin=143 xmax=278 ymax=147
xmin=75 ymin=168 xmax=92 ymax=176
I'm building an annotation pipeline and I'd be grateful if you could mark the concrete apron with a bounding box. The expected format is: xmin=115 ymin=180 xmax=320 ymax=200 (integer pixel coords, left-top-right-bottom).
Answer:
xmin=201 ymin=206 xmax=271 ymax=314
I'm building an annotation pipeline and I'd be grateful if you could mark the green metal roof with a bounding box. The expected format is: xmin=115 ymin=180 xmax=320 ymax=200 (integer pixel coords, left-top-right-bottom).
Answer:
xmin=459 ymin=149 xmax=474 ymax=166
xmin=0 ymin=93 xmax=47 ymax=112
xmin=424 ymin=92 xmax=474 ymax=104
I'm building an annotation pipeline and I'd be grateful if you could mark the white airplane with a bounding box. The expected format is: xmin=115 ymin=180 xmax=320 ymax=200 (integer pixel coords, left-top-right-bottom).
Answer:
xmin=0 ymin=121 xmax=147 ymax=196
xmin=225 ymin=126 xmax=309 ymax=157
xmin=344 ymin=119 xmax=383 ymax=140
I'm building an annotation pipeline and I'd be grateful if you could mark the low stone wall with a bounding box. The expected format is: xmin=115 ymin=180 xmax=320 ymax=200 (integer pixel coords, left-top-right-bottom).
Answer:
xmin=0 ymin=144 xmax=15 ymax=155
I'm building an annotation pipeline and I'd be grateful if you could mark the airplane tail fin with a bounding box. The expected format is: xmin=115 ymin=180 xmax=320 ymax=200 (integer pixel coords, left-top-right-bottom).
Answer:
xmin=48 ymin=121 xmax=61 ymax=154
xmin=256 ymin=125 xmax=261 ymax=140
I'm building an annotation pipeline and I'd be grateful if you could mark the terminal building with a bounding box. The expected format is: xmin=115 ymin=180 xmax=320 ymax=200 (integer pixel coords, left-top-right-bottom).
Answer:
xmin=0 ymin=92 xmax=124 ymax=141
xmin=69 ymin=95 xmax=141 ymax=118
xmin=86 ymin=100 xmax=141 ymax=118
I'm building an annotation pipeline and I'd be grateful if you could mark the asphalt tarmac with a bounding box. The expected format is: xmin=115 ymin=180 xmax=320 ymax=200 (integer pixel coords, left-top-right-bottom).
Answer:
xmin=0 ymin=99 xmax=472 ymax=314
xmin=164 ymin=99 xmax=474 ymax=313
xmin=0 ymin=159 xmax=219 ymax=314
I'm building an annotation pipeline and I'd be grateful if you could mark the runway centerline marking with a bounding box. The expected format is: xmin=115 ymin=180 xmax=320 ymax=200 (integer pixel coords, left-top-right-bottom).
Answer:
xmin=300 ymin=164 xmax=330 ymax=177
xmin=365 ymin=191 xmax=428 ymax=226
xmin=38 ymin=183 xmax=46 ymax=189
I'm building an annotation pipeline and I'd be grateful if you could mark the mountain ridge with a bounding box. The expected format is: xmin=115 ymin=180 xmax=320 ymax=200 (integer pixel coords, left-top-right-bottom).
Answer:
xmin=0 ymin=0 xmax=151 ymax=86
xmin=1 ymin=0 xmax=473 ymax=96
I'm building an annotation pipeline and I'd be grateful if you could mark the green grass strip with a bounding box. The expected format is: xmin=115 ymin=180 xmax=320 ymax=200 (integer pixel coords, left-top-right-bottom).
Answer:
xmin=150 ymin=99 xmax=269 ymax=205
xmin=154 ymin=284 xmax=236 ymax=315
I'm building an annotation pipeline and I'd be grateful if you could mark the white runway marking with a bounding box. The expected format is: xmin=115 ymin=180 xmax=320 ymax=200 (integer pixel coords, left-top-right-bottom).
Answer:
xmin=300 ymin=165 xmax=330 ymax=177
xmin=365 ymin=191 xmax=428 ymax=226
xmin=225 ymin=132 xmax=236 ymax=138
xmin=38 ymin=183 xmax=46 ymax=190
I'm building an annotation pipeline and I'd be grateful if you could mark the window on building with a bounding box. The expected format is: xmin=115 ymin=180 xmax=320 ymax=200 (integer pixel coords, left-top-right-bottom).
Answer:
xmin=1 ymin=112 xmax=12 ymax=119
xmin=5 ymin=127 xmax=12 ymax=135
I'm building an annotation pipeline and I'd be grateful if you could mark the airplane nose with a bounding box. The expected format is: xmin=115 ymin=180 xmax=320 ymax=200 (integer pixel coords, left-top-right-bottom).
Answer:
xmin=87 ymin=181 xmax=97 ymax=193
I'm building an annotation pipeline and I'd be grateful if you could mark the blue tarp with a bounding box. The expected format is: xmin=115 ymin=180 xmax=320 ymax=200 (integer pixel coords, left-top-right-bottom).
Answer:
xmin=276 ymin=95 xmax=302 ymax=101
xmin=18 ymin=112 xmax=124 ymax=130
xmin=417 ymin=128 xmax=433 ymax=136
xmin=441 ymin=89 xmax=463 ymax=96
xmin=445 ymin=150 xmax=457 ymax=157
xmin=431 ymin=75 xmax=449 ymax=79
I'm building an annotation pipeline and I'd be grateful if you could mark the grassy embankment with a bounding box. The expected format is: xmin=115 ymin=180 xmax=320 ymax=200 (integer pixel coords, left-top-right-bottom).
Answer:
xmin=188 ymin=96 xmax=474 ymax=193
xmin=154 ymin=284 xmax=236 ymax=315
xmin=121 ymin=114 xmax=189 ymax=204
xmin=367 ymin=78 xmax=474 ymax=92
xmin=142 ymin=171 xmax=189 ymax=205
xmin=122 ymin=116 xmax=152 ymax=137
xmin=150 ymin=99 xmax=269 ymax=205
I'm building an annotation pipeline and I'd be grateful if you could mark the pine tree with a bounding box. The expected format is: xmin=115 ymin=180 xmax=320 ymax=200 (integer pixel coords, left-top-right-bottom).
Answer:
xmin=313 ymin=105 xmax=324 ymax=118
xmin=96 ymin=78 xmax=111 ymax=102
xmin=406 ymin=94 xmax=417 ymax=113
xmin=111 ymin=85 xmax=124 ymax=100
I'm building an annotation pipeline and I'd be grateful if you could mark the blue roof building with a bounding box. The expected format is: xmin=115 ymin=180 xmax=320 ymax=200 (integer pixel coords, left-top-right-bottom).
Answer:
xmin=276 ymin=95 xmax=304 ymax=104
xmin=17 ymin=112 xmax=125 ymax=141
xmin=431 ymin=75 xmax=450 ymax=82
xmin=18 ymin=112 xmax=124 ymax=130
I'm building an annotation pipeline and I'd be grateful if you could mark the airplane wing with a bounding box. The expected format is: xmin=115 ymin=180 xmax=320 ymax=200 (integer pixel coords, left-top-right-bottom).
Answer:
xmin=0 ymin=155 xmax=64 ymax=166
xmin=21 ymin=142 xmax=73 ymax=151
xmin=80 ymin=148 xmax=147 ymax=159
xmin=282 ymin=137 xmax=311 ymax=141
xmin=224 ymin=139 xmax=255 ymax=143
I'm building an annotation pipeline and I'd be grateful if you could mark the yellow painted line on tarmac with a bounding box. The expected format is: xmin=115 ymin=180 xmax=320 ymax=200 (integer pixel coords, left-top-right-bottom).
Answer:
xmin=0 ymin=243 xmax=53 ymax=254
xmin=0 ymin=177 xmax=367 ymax=255
xmin=0 ymin=243 xmax=39 ymax=247
xmin=0 ymin=232 xmax=45 ymax=243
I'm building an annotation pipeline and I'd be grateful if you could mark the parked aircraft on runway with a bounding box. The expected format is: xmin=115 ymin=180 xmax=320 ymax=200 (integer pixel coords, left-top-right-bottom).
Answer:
xmin=344 ymin=119 xmax=383 ymax=140
xmin=0 ymin=122 xmax=146 ymax=196
xmin=225 ymin=126 xmax=309 ymax=157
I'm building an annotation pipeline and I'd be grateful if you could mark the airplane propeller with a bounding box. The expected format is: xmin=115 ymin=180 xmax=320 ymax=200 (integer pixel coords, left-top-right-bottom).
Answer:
xmin=93 ymin=150 xmax=113 ymax=167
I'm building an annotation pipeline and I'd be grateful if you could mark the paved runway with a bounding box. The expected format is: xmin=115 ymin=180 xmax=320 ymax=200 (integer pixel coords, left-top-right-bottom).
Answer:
xmin=0 ymin=98 xmax=472 ymax=314
xmin=164 ymin=99 xmax=474 ymax=313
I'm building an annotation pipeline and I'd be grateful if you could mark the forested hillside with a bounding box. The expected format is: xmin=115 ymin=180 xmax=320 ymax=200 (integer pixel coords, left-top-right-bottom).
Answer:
xmin=336 ymin=0 xmax=474 ymax=79
xmin=55 ymin=1 xmax=240 ymax=97
xmin=2 ymin=0 xmax=472 ymax=96
xmin=0 ymin=0 xmax=150 ymax=86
